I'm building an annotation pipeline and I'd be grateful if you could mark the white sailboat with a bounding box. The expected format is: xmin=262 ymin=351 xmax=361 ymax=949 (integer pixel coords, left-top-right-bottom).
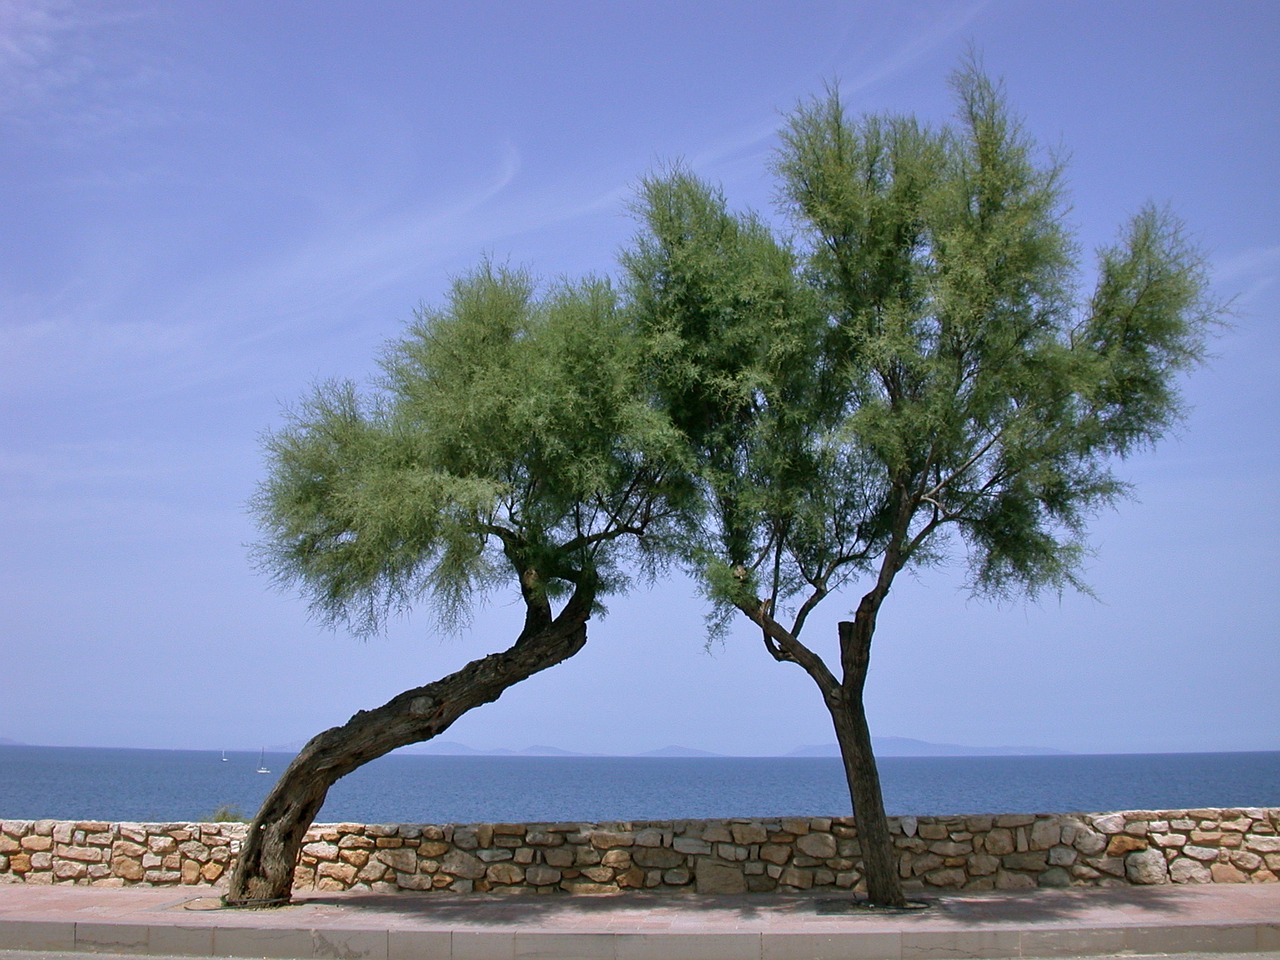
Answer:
xmin=256 ymin=748 xmax=270 ymax=774
xmin=221 ymin=750 xmax=228 ymax=762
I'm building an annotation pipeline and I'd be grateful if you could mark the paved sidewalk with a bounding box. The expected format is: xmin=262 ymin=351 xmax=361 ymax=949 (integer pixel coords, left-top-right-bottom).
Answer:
xmin=0 ymin=882 xmax=1276 ymax=959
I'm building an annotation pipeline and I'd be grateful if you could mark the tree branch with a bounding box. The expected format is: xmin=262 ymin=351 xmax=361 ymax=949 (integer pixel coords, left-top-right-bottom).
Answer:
xmin=738 ymin=599 xmax=841 ymax=699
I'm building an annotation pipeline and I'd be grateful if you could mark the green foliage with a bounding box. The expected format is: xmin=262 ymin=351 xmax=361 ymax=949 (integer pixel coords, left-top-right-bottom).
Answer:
xmin=207 ymin=804 xmax=248 ymax=823
xmin=254 ymin=60 xmax=1218 ymax=667
xmin=621 ymin=169 xmax=826 ymax=575
xmin=623 ymin=62 xmax=1219 ymax=629
xmin=253 ymin=262 xmax=687 ymax=635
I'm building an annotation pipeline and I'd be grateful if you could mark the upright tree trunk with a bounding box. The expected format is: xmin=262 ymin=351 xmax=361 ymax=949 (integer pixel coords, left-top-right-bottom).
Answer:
xmin=224 ymin=593 xmax=591 ymax=906
xmin=831 ymin=620 xmax=907 ymax=908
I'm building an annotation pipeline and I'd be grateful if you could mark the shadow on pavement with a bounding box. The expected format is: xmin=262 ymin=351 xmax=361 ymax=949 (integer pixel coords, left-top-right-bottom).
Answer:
xmin=273 ymin=884 xmax=1210 ymax=927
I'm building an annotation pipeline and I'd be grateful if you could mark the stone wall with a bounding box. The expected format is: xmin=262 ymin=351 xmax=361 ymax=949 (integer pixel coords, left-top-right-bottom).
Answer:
xmin=1 ymin=809 xmax=1276 ymax=893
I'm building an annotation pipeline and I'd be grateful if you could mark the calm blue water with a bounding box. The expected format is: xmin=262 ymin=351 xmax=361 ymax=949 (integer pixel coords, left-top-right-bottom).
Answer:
xmin=0 ymin=746 xmax=1276 ymax=824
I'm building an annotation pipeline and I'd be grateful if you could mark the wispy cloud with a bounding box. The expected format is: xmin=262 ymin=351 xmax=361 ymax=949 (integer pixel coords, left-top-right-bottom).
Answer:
xmin=673 ymin=1 xmax=990 ymax=196
xmin=186 ymin=141 xmax=527 ymax=346
xmin=1213 ymin=244 xmax=1280 ymax=308
xmin=0 ymin=0 xmax=165 ymax=141
xmin=0 ymin=136 xmax=529 ymax=407
xmin=830 ymin=1 xmax=990 ymax=102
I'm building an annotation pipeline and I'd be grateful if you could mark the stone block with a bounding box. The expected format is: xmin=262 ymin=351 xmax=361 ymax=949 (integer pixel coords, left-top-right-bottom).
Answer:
xmin=910 ymin=853 xmax=944 ymax=876
xmin=795 ymin=833 xmax=837 ymax=859
xmin=317 ymin=861 xmax=357 ymax=885
xmin=525 ymin=830 xmax=563 ymax=847
xmin=590 ymin=830 xmax=634 ymax=849
xmin=1169 ymin=857 xmax=1211 ymax=883
xmin=525 ymin=864 xmax=562 ymax=886
xmin=778 ymin=866 xmax=814 ymax=889
xmin=200 ymin=861 xmax=224 ymax=883
xmin=1182 ymin=844 xmax=1219 ymax=862
xmin=1002 ymin=851 xmax=1048 ymax=872
xmin=968 ymin=854 xmax=1000 ymax=876
xmin=377 ymin=848 xmax=417 ymax=874
xmin=837 ymin=838 xmax=862 ymax=857
xmin=695 ymin=857 xmax=746 ymax=894
xmin=303 ymin=841 xmax=338 ymax=860
xmin=995 ymin=869 xmax=1036 ymax=890
xmin=543 ymin=846 xmax=574 ymax=867
xmin=759 ymin=843 xmax=790 ymax=865
xmin=58 ymin=845 xmax=103 ymax=863
xmin=1084 ymin=855 xmax=1126 ymax=877
xmin=994 ymin=814 xmax=1035 ymax=828
xmin=1039 ymin=866 xmax=1072 ymax=887
xmin=1091 ymin=813 xmax=1125 ymax=834
xmin=560 ymin=880 xmax=618 ymax=893
xmin=1072 ymin=827 xmax=1107 ymax=856
xmin=633 ymin=846 xmax=683 ymax=869
xmin=634 ymin=828 xmax=664 ymax=847
xmin=1211 ymin=861 xmax=1247 ymax=882
xmin=1048 ymin=845 xmax=1077 ymax=866
xmin=673 ymin=837 xmax=711 ymax=856
xmin=731 ymin=822 xmax=768 ymax=845
xmin=394 ymin=872 xmax=433 ymax=890
xmin=1105 ymin=834 xmax=1147 ymax=857
xmin=1125 ymin=848 xmax=1169 ymax=884
xmin=53 ymin=860 xmax=88 ymax=880
xmin=1030 ymin=820 xmax=1061 ymax=849
xmin=8 ymin=852 xmax=32 ymax=873
xmin=486 ymin=862 xmax=524 ymax=884
xmin=441 ymin=849 xmax=486 ymax=880
xmin=923 ymin=867 xmax=966 ymax=887
xmin=702 ymin=823 xmax=733 ymax=843
xmin=984 ymin=828 xmax=1015 ymax=855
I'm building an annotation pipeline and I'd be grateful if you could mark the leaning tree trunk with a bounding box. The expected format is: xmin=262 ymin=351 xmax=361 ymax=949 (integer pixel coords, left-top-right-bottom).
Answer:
xmin=223 ymin=590 xmax=592 ymax=906
xmin=831 ymin=620 xmax=907 ymax=908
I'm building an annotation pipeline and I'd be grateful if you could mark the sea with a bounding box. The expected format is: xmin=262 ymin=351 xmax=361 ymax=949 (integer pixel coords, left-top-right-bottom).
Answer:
xmin=1 ymin=746 xmax=1276 ymax=825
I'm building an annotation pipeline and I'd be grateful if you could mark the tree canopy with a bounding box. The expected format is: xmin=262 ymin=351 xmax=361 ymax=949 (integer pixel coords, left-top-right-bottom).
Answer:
xmin=621 ymin=65 xmax=1217 ymax=905
xmin=254 ymin=262 xmax=687 ymax=636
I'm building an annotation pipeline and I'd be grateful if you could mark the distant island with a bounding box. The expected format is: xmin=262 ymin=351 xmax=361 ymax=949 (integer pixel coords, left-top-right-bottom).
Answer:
xmin=394 ymin=737 xmax=1069 ymax=758
xmin=1 ymin=736 xmax=1069 ymax=757
xmin=787 ymin=737 xmax=1070 ymax=758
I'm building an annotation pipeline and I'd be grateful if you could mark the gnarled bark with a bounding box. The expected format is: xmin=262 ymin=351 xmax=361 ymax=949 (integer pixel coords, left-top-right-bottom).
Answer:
xmin=832 ymin=621 xmax=905 ymax=907
xmin=224 ymin=586 xmax=592 ymax=905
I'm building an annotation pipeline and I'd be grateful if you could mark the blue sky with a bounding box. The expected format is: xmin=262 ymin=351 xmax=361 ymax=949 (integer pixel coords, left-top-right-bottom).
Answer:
xmin=2 ymin=1 xmax=1277 ymax=756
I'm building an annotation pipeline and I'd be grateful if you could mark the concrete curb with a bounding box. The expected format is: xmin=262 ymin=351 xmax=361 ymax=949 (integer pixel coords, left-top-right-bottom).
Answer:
xmin=0 ymin=884 xmax=1277 ymax=959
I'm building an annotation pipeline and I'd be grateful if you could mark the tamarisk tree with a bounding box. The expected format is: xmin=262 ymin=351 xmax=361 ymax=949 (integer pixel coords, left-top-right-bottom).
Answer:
xmin=227 ymin=264 xmax=684 ymax=904
xmin=622 ymin=66 xmax=1217 ymax=907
